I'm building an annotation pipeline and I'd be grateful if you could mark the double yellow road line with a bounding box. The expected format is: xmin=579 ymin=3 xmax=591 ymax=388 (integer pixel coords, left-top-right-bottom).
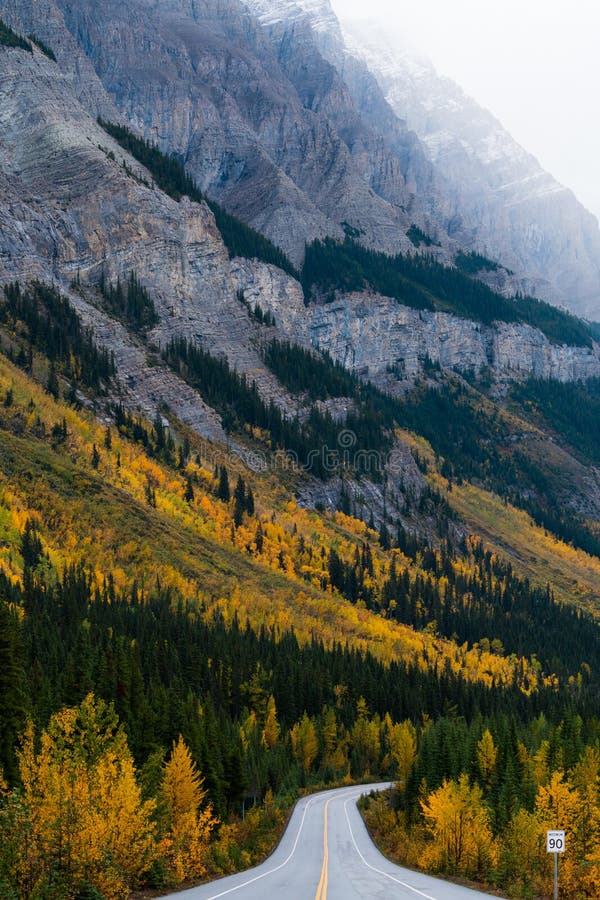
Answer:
xmin=315 ymin=798 xmax=331 ymax=900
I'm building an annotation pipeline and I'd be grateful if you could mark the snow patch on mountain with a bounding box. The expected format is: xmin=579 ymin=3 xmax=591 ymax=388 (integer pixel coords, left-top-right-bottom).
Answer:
xmin=243 ymin=0 xmax=341 ymax=36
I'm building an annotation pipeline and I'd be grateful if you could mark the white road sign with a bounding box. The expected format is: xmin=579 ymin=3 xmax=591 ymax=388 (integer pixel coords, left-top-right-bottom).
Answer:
xmin=546 ymin=830 xmax=565 ymax=853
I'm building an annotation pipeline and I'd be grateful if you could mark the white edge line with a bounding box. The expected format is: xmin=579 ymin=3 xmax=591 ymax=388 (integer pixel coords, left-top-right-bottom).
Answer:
xmin=343 ymin=796 xmax=438 ymax=900
xmin=204 ymin=795 xmax=317 ymax=899
xmin=204 ymin=787 xmax=365 ymax=899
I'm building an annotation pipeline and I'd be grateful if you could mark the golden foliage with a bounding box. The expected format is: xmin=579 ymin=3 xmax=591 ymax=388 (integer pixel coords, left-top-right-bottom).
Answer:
xmin=476 ymin=728 xmax=498 ymax=788
xmin=17 ymin=694 xmax=156 ymax=899
xmin=290 ymin=712 xmax=319 ymax=771
xmin=262 ymin=695 xmax=280 ymax=750
xmin=160 ymin=736 xmax=219 ymax=882
xmin=387 ymin=720 xmax=417 ymax=789
xmin=420 ymin=775 xmax=497 ymax=878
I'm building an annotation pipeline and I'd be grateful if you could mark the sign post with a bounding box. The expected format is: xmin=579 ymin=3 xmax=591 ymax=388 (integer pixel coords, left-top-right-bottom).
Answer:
xmin=546 ymin=830 xmax=565 ymax=900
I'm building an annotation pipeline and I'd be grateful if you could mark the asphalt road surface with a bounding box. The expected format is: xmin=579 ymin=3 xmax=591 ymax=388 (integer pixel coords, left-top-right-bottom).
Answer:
xmin=164 ymin=783 xmax=504 ymax=900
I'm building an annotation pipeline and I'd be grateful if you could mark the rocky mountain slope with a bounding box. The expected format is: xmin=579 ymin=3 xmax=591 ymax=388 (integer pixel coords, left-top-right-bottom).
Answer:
xmin=4 ymin=0 xmax=600 ymax=319
xmin=1 ymin=5 xmax=600 ymax=556
xmin=242 ymin=0 xmax=600 ymax=318
xmin=340 ymin=18 xmax=600 ymax=320
xmin=1 ymin=0 xmax=441 ymax=266
xmin=0 ymin=17 xmax=596 ymax=411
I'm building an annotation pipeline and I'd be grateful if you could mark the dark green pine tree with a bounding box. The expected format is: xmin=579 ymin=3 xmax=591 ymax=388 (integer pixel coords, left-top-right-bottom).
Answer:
xmin=153 ymin=410 xmax=165 ymax=453
xmin=20 ymin=519 xmax=43 ymax=570
xmin=233 ymin=475 xmax=246 ymax=527
xmin=255 ymin=521 xmax=264 ymax=553
xmin=0 ymin=601 xmax=29 ymax=783
xmin=47 ymin=360 xmax=59 ymax=399
xmin=379 ymin=517 xmax=391 ymax=551
xmin=217 ymin=465 xmax=230 ymax=502
xmin=91 ymin=443 xmax=100 ymax=469
xmin=224 ymin=743 xmax=248 ymax=816
xmin=184 ymin=475 xmax=195 ymax=503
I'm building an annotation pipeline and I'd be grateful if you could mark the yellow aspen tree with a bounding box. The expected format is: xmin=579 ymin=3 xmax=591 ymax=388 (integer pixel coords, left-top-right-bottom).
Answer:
xmin=290 ymin=713 xmax=318 ymax=772
xmin=535 ymin=771 xmax=579 ymax=830
xmin=320 ymin=706 xmax=348 ymax=773
xmin=321 ymin=706 xmax=338 ymax=761
xmin=161 ymin=735 xmax=218 ymax=883
xmin=567 ymin=750 xmax=600 ymax=897
xmin=388 ymin=720 xmax=417 ymax=791
xmin=500 ymin=807 xmax=546 ymax=896
xmin=240 ymin=709 xmax=258 ymax=753
xmin=421 ymin=774 xmax=496 ymax=879
xmin=261 ymin=695 xmax=280 ymax=749
xmin=476 ymin=729 xmax=498 ymax=789
xmin=18 ymin=695 xmax=157 ymax=900
xmin=76 ymin=745 xmax=157 ymax=899
xmin=350 ymin=712 xmax=381 ymax=778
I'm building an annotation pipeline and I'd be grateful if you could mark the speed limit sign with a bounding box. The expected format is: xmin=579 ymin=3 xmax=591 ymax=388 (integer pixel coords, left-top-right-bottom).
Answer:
xmin=547 ymin=830 xmax=566 ymax=853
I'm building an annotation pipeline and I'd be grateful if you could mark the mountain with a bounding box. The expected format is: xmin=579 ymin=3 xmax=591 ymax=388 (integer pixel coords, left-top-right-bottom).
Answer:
xmin=0 ymin=0 xmax=443 ymax=266
xmin=340 ymin=18 xmax=600 ymax=320
xmin=242 ymin=0 xmax=600 ymax=318
xmin=5 ymin=0 xmax=600 ymax=318
xmin=1 ymin=5 xmax=600 ymax=897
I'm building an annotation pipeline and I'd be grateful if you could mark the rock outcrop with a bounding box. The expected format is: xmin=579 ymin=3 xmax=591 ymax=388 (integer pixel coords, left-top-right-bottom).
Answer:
xmin=0 ymin=3 xmax=599 ymax=430
xmin=5 ymin=0 xmax=600 ymax=319
xmin=234 ymin=262 xmax=600 ymax=385
xmin=0 ymin=41 xmax=300 ymax=432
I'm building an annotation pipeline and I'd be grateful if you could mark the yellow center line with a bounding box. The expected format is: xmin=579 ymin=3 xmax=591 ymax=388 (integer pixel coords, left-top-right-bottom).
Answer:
xmin=315 ymin=797 xmax=331 ymax=900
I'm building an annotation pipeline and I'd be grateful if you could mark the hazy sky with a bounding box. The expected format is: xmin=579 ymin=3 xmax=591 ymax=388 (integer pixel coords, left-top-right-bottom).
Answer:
xmin=330 ymin=0 xmax=600 ymax=223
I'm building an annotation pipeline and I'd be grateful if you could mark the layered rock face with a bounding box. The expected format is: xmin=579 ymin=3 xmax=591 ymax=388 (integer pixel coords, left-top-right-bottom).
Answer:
xmin=235 ymin=264 xmax=600 ymax=386
xmin=8 ymin=0 xmax=440 ymax=266
xmin=0 ymin=40 xmax=300 ymax=434
xmin=243 ymin=0 xmax=600 ymax=317
xmin=342 ymin=20 xmax=600 ymax=320
xmin=5 ymin=0 xmax=600 ymax=318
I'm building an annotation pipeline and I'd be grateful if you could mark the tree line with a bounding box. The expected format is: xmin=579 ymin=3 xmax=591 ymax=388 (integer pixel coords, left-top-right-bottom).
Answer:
xmin=1 ymin=282 xmax=115 ymax=392
xmin=301 ymin=237 xmax=593 ymax=347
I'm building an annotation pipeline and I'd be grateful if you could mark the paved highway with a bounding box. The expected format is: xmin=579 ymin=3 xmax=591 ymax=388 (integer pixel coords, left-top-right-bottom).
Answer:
xmin=165 ymin=783 xmax=504 ymax=900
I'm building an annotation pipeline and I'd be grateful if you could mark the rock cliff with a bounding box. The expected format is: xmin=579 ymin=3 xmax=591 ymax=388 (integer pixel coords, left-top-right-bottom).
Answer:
xmin=14 ymin=0 xmax=434 ymax=266
xmin=6 ymin=0 xmax=600 ymax=320
xmin=235 ymin=262 xmax=600 ymax=386
xmin=1 ymin=3 xmax=599 ymax=429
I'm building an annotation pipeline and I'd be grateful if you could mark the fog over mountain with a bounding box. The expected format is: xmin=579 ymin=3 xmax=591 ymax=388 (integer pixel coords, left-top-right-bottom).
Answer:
xmin=253 ymin=0 xmax=600 ymax=319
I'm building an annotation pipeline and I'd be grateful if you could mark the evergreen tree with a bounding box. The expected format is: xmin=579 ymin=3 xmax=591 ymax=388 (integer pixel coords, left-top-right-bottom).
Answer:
xmin=0 ymin=602 xmax=28 ymax=783
xmin=217 ymin=466 xmax=230 ymax=502
xmin=20 ymin=519 xmax=43 ymax=570
xmin=91 ymin=444 xmax=100 ymax=469
xmin=46 ymin=361 xmax=59 ymax=399
xmin=233 ymin=475 xmax=246 ymax=527
xmin=255 ymin=521 xmax=264 ymax=553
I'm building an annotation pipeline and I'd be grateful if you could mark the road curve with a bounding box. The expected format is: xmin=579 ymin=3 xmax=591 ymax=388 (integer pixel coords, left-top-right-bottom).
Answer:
xmin=163 ymin=783 xmax=505 ymax=900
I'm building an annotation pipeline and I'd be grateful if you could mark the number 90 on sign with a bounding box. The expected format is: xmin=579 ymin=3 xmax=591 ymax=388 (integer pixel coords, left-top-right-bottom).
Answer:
xmin=546 ymin=830 xmax=565 ymax=853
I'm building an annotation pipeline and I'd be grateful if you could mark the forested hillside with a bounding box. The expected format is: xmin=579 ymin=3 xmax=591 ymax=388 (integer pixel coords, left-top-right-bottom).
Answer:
xmin=0 ymin=273 xmax=599 ymax=898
